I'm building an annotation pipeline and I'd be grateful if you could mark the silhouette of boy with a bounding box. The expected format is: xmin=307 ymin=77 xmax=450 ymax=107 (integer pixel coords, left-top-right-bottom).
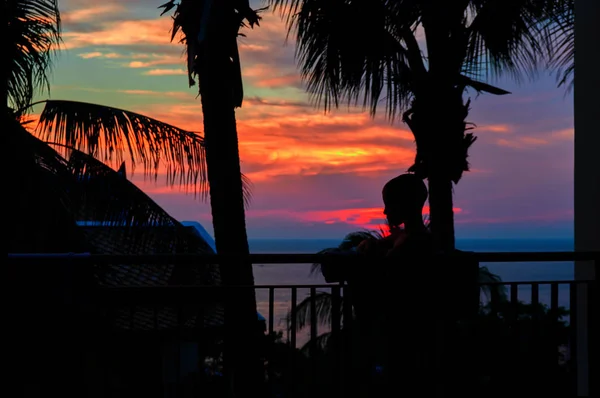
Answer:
xmin=358 ymin=173 xmax=431 ymax=256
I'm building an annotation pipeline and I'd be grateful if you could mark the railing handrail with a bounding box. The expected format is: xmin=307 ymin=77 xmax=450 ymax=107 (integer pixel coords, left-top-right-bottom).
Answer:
xmin=6 ymin=251 xmax=599 ymax=264
xmin=92 ymin=280 xmax=594 ymax=290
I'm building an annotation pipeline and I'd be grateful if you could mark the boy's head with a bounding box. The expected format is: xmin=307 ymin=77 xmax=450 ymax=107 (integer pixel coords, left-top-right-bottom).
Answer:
xmin=382 ymin=173 xmax=428 ymax=228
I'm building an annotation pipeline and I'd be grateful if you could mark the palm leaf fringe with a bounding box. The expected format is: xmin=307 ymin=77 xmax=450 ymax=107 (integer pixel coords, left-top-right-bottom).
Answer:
xmin=286 ymin=291 xmax=348 ymax=333
xmin=36 ymin=100 xmax=209 ymax=198
xmin=7 ymin=0 xmax=61 ymax=113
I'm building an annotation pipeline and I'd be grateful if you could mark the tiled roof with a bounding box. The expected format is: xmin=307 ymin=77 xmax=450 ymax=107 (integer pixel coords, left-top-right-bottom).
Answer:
xmin=81 ymin=225 xmax=224 ymax=332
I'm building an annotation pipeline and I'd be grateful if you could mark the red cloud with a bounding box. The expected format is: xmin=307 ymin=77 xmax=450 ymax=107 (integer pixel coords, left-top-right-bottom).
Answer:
xmin=246 ymin=206 xmax=463 ymax=233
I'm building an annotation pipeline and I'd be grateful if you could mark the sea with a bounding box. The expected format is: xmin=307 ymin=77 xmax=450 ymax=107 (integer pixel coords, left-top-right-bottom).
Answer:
xmin=249 ymin=238 xmax=575 ymax=283
xmin=248 ymin=238 xmax=576 ymax=342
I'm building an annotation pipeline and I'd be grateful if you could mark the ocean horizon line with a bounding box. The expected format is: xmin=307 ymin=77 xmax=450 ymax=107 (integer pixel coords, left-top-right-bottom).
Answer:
xmin=248 ymin=237 xmax=574 ymax=242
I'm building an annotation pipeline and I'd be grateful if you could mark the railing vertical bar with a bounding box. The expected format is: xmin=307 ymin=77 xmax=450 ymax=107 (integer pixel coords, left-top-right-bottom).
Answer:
xmin=550 ymin=282 xmax=560 ymax=375
xmin=570 ymin=282 xmax=579 ymax=395
xmin=531 ymin=283 xmax=540 ymax=326
xmin=310 ymin=287 xmax=317 ymax=347
xmin=290 ymin=287 xmax=298 ymax=395
xmin=531 ymin=283 xmax=539 ymax=307
xmin=310 ymin=287 xmax=318 ymax=391
xmin=550 ymin=283 xmax=559 ymax=315
xmin=176 ymin=305 xmax=183 ymax=398
xmin=510 ymin=282 xmax=519 ymax=304
xmin=103 ymin=306 xmax=112 ymax=398
xmin=331 ymin=285 xmax=342 ymax=398
xmin=510 ymin=282 xmax=519 ymax=327
xmin=153 ymin=306 xmax=159 ymax=331
xmin=530 ymin=282 xmax=541 ymax=385
xmin=197 ymin=302 xmax=205 ymax=366
xmin=341 ymin=283 xmax=353 ymax=397
xmin=129 ymin=306 xmax=135 ymax=330
xmin=290 ymin=288 xmax=297 ymax=349
xmin=268 ymin=287 xmax=275 ymax=336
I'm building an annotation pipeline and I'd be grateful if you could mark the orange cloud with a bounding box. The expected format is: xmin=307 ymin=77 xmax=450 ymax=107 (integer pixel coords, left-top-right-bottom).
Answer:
xmin=62 ymin=5 xmax=122 ymax=23
xmin=496 ymin=136 xmax=548 ymax=149
xmin=243 ymin=64 xmax=301 ymax=89
xmin=127 ymin=54 xmax=184 ymax=68
xmin=550 ymin=128 xmax=573 ymax=140
xmin=61 ymin=18 xmax=176 ymax=49
xmin=117 ymin=89 xmax=193 ymax=100
xmin=78 ymin=51 xmax=103 ymax=59
xmin=78 ymin=51 xmax=123 ymax=59
xmin=480 ymin=124 xmax=513 ymax=134
xmin=255 ymin=74 xmax=301 ymax=88
xmin=143 ymin=68 xmax=186 ymax=76
xmin=133 ymin=100 xmax=416 ymax=181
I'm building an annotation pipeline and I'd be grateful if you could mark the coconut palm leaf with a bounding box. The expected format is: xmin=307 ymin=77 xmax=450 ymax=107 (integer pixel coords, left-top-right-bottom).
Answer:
xmin=458 ymin=75 xmax=511 ymax=95
xmin=310 ymin=230 xmax=384 ymax=276
xmin=36 ymin=99 xmax=208 ymax=195
xmin=271 ymin=0 xmax=415 ymax=118
xmin=463 ymin=0 xmax=551 ymax=81
xmin=478 ymin=265 xmax=508 ymax=303
xmin=543 ymin=0 xmax=574 ymax=90
xmin=286 ymin=291 xmax=348 ymax=333
xmin=299 ymin=331 xmax=332 ymax=355
xmin=6 ymin=0 xmax=61 ymax=113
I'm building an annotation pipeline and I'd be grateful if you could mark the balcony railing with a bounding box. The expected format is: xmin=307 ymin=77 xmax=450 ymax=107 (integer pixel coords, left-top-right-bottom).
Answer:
xmin=7 ymin=251 xmax=598 ymax=397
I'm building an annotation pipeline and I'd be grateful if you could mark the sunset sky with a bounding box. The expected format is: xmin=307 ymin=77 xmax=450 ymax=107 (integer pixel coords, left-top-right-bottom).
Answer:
xmin=38 ymin=0 xmax=575 ymax=240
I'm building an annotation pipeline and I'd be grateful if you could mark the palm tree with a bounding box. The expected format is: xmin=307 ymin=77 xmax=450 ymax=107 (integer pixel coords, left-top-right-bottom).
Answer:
xmin=7 ymin=0 xmax=223 ymax=250
xmin=158 ymin=1 xmax=265 ymax=395
xmin=270 ymin=0 xmax=563 ymax=251
xmin=544 ymin=0 xmax=574 ymax=90
xmin=8 ymin=1 xmax=258 ymax=395
xmin=7 ymin=0 xmax=258 ymax=247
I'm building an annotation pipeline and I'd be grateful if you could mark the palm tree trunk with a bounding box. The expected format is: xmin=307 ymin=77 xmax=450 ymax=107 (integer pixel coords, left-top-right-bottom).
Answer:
xmin=406 ymin=87 xmax=459 ymax=253
xmin=198 ymin=30 xmax=262 ymax=398
xmin=427 ymin=173 xmax=456 ymax=252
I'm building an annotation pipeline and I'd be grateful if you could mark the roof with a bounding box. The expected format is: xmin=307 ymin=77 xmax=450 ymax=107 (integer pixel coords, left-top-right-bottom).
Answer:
xmin=81 ymin=223 xmax=225 ymax=332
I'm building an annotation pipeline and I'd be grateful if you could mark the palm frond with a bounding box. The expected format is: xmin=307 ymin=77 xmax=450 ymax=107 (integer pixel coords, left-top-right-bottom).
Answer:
xmin=543 ymin=0 xmax=574 ymax=90
xmin=310 ymin=229 xmax=384 ymax=276
xmin=299 ymin=331 xmax=332 ymax=356
xmin=241 ymin=172 xmax=254 ymax=208
xmin=270 ymin=0 xmax=415 ymax=119
xmin=36 ymin=100 xmax=209 ymax=197
xmin=310 ymin=248 xmax=338 ymax=276
xmin=7 ymin=0 xmax=61 ymax=112
xmin=286 ymin=292 xmax=348 ymax=333
xmin=339 ymin=230 xmax=384 ymax=250
xmin=478 ymin=266 xmax=508 ymax=302
xmin=464 ymin=0 xmax=552 ymax=82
